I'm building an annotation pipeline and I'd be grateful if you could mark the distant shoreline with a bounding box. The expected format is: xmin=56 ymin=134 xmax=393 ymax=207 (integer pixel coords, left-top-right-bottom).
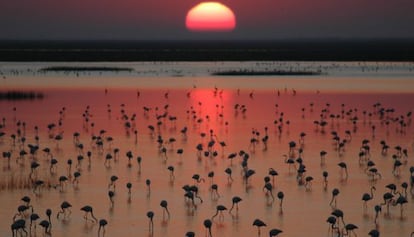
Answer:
xmin=212 ymin=70 xmax=322 ymax=76
xmin=1 ymin=40 xmax=414 ymax=62
xmin=39 ymin=66 xmax=134 ymax=72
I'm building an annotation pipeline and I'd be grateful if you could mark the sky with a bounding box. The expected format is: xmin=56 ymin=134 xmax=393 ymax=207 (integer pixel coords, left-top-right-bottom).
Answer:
xmin=1 ymin=0 xmax=414 ymax=40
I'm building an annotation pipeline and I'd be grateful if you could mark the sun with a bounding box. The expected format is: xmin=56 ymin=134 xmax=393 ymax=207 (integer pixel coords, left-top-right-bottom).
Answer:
xmin=186 ymin=2 xmax=236 ymax=32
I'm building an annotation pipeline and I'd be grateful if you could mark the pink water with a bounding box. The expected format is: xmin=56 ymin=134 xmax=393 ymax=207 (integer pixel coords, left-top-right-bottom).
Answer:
xmin=1 ymin=85 xmax=413 ymax=237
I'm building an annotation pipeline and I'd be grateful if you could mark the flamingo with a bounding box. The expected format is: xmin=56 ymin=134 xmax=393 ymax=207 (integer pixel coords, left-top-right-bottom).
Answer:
xmin=146 ymin=179 xmax=151 ymax=196
xmin=21 ymin=213 xmax=33 ymax=231
xmin=263 ymin=183 xmax=274 ymax=201
xmin=368 ymin=229 xmax=379 ymax=237
xmin=229 ymin=196 xmax=242 ymax=213
xmin=39 ymin=220 xmax=50 ymax=234
xmin=203 ymin=219 xmax=212 ymax=237
xmin=45 ymin=209 xmax=52 ymax=229
xmin=185 ymin=231 xmax=195 ymax=237
xmin=108 ymin=190 xmax=115 ymax=206
xmin=147 ymin=211 xmax=154 ymax=234
xmin=322 ymin=171 xmax=329 ymax=190
xmin=211 ymin=184 xmax=220 ymax=199
xmin=268 ymin=168 xmax=278 ymax=184
xmin=342 ymin=223 xmax=358 ymax=236
xmin=80 ymin=205 xmax=97 ymax=222
xmin=168 ymin=166 xmax=175 ymax=180
xmin=126 ymin=182 xmax=132 ymax=195
xmin=211 ymin=205 xmax=227 ymax=220
xmin=320 ymin=150 xmax=327 ymax=165
xmin=362 ymin=186 xmax=376 ymax=209
xmin=326 ymin=216 xmax=338 ymax=235
xmin=374 ymin=205 xmax=381 ymax=224
xmin=283 ymin=155 xmax=295 ymax=172
xmin=304 ymin=176 xmax=313 ymax=191
xmin=253 ymin=219 xmax=267 ymax=236
xmin=381 ymin=192 xmax=394 ymax=214
xmin=21 ymin=196 xmax=31 ymax=207
xmin=338 ymin=162 xmax=348 ymax=179
xmin=98 ymin=219 xmax=108 ymax=237
xmin=331 ymin=209 xmax=345 ymax=228
xmin=330 ymin=188 xmax=340 ymax=207
xmin=11 ymin=219 xmax=27 ymax=237
xmin=393 ymin=193 xmax=408 ymax=217
xmin=225 ymin=168 xmax=233 ymax=183
xmin=108 ymin=175 xmax=118 ymax=191
xmin=57 ymin=201 xmax=72 ymax=219
xmin=269 ymin=228 xmax=283 ymax=236
xmin=160 ymin=200 xmax=170 ymax=219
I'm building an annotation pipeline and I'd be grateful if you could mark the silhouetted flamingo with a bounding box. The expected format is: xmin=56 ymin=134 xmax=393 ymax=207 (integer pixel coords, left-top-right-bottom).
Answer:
xmin=58 ymin=175 xmax=68 ymax=192
xmin=368 ymin=229 xmax=379 ymax=237
xmin=14 ymin=205 xmax=31 ymax=220
xmin=146 ymin=211 xmax=154 ymax=233
xmin=39 ymin=220 xmax=50 ymax=234
xmin=192 ymin=174 xmax=205 ymax=184
xmin=81 ymin=205 xmax=97 ymax=222
xmin=146 ymin=179 xmax=151 ymax=196
xmin=21 ymin=196 xmax=31 ymax=207
xmin=400 ymin=182 xmax=408 ymax=197
xmin=185 ymin=231 xmax=195 ymax=237
xmin=263 ymin=183 xmax=274 ymax=201
xmin=326 ymin=216 xmax=338 ymax=235
xmin=342 ymin=223 xmax=358 ymax=236
xmin=269 ymin=228 xmax=283 ymax=236
xmin=362 ymin=186 xmax=376 ymax=208
xmin=211 ymin=184 xmax=220 ymax=199
xmin=126 ymin=182 xmax=132 ymax=195
xmin=29 ymin=213 xmax=39 ymax=231
xmin=212 ymin=205 xmax=227 ymax=220
xmin=109 ymin=175 xmax=118 ymax=191
xmin=160 ymin=200 xmax=170 ymax=219
xmin=320 ymin=150 xmax=327 ymax=165
xmin=11 ymin=219 xmax=27 ymax=237
xmin=304 ymin=176 xmax=313 ymax=191
xmin=98 ymin=219 xmax=108 ymax=236
xmin=203 ymin=219 xmax=212 ymax=237
xmin=108 ymin=191 xmax=115 ymax=206
xmin=392 ymin=157 xmax=402 ymax=176
xmin=73 ymin=171 xmax=81 ymax=186
xmin=225 ymin=168 xmax=233 ymax=183
xmin=330 ymin=188 xmax=340 ymax=207
xmin=331 ymin=209 xmax=345 ymax=225
xmin=283 ymin=155 xmax=295 ymax=172
xmin=46 ymin=208 xmax=52 ymax=229
xmin=374 ymin=205 xmax=381 ymax=224
xmin=381 ymin=191 xmax=394 ymax=214
xmin=393 ymin=193 xmax=408 ymax=217
xmin=168 ymin=166 xmax=175 ymax=180
xmin=229 ymin=196 xmax=242 ymax=213
xmin=253 ymin=219 xmax=267 ymax=236
xmin=57 ymin=201 xmax=72 ymax=219
xmin=268 ymin=168 xmax=278 ymax=184
xmin=322 ymin=171 xmax=329 ymax=190
xmin=137 ymin=156 xmax=142 ymax=174
xmin=338 ymin=162 xmax=348 ymax=179
xmin=244 ymin=169 xmax=256 ymax=184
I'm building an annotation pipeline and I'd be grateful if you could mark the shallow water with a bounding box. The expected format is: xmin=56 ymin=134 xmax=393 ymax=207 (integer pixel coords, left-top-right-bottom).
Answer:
xmin=0 ymin=62 xmax=414 ymax=237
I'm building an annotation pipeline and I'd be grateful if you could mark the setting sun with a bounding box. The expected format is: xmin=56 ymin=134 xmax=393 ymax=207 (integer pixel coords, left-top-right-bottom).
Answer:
xmin=186 ymin=2 xmax=236 ymax=32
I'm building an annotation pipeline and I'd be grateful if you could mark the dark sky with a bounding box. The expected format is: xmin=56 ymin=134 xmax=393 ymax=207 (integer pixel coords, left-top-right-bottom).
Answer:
xmin=1 ymin=0 xmax=414 ymax=40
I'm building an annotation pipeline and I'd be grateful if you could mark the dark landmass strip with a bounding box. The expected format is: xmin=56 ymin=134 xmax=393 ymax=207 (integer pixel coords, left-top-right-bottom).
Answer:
xmin=1 ymin=39 xmax=414 ymax=61
xmin=212 ymin=70 xmax=322 ymax=76
xmin=0 ymin=91 xmax=44 ymax=100
xmin=39 ymin=66 xmax=134 ymax=72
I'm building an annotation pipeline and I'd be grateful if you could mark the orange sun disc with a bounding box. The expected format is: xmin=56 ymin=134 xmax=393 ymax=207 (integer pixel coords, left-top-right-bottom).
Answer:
xmin=186 ymin=2 xmax=236 ymax=32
